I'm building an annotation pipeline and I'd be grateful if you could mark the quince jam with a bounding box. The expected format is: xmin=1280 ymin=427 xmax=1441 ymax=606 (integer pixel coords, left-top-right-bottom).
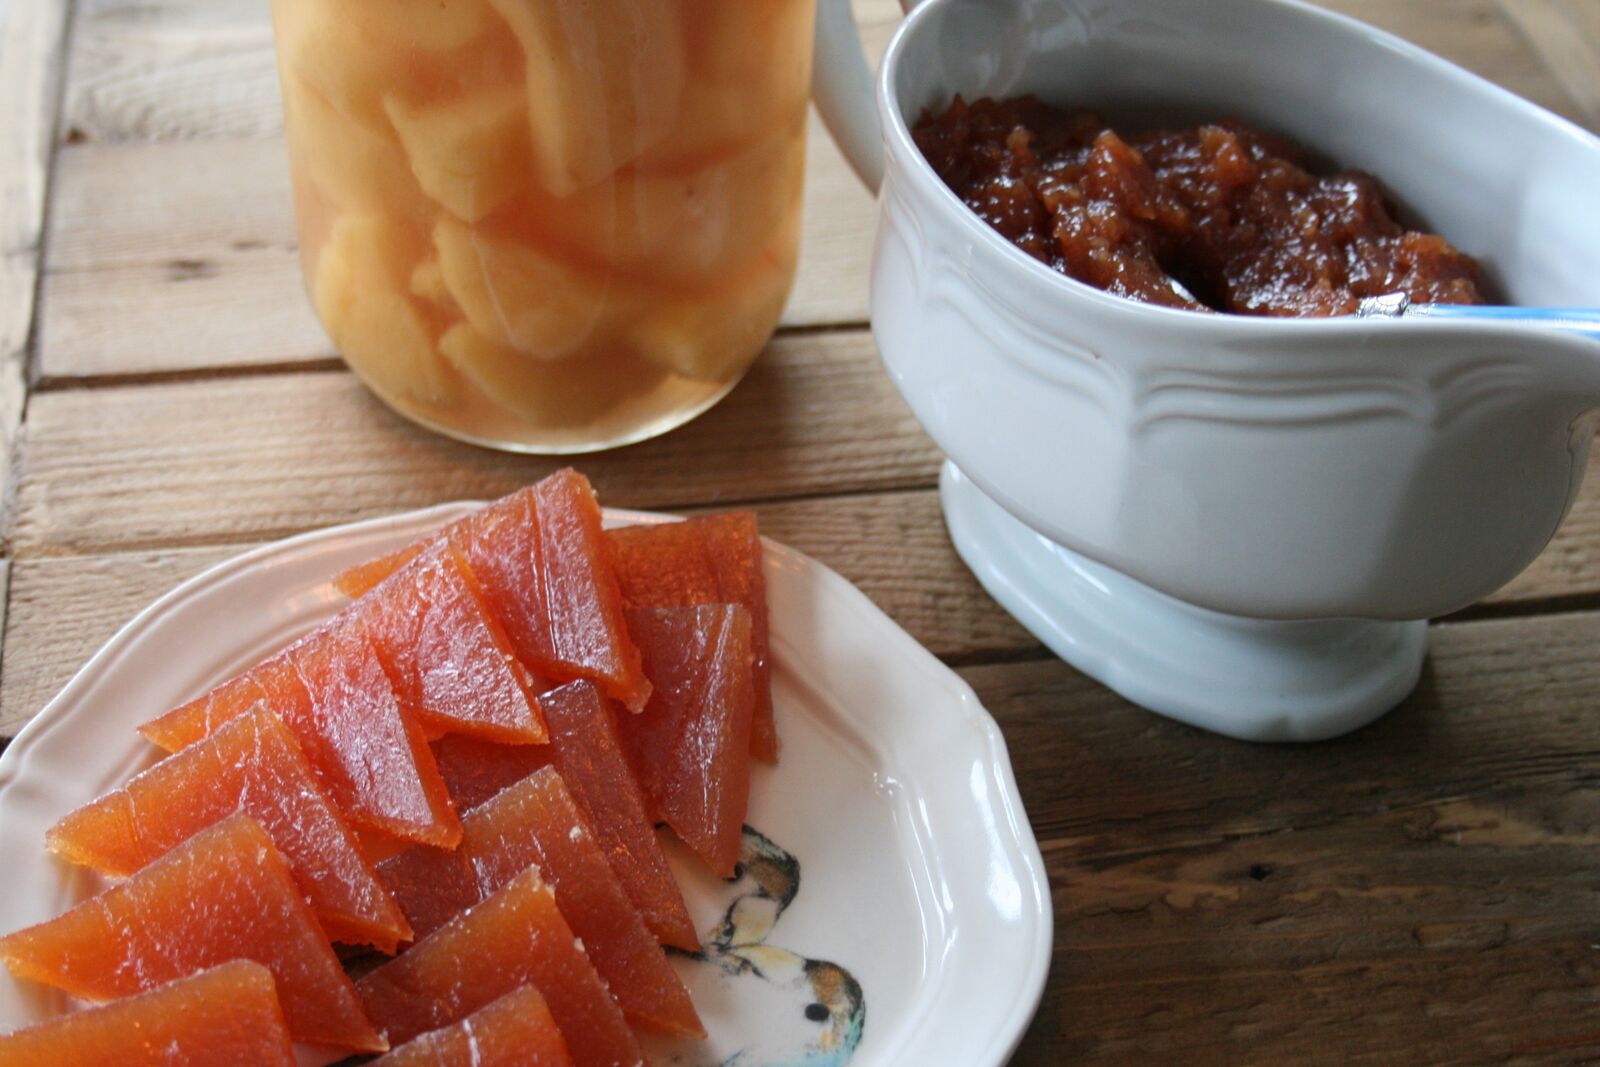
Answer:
xmin=912 ymin=96 xmax=1485 ymax=316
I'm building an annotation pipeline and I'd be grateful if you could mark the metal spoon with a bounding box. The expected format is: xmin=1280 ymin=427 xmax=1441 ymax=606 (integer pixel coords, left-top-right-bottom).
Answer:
xmin=1356 ymin=292 xmax=1600 ymax=342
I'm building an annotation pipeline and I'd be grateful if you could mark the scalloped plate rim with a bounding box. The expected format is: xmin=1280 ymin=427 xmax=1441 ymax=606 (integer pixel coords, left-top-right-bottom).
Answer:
xmin=0 ymin=502 xmax=1051 ymax=1066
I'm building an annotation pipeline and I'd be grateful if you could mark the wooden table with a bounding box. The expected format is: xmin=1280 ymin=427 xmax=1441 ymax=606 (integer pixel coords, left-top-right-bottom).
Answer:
xmin=3 ymin=1 xmax=1599 ymax=1062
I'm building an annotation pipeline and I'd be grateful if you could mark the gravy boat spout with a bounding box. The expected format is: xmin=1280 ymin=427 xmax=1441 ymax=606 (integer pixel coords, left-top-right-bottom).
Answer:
xmin=1361 ymin=297 xmax=1600 ymax=409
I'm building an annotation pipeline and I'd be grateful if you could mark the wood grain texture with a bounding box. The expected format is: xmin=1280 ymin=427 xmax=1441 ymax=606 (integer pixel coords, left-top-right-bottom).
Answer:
xmin=0 ymin=545 xmax=235 ymax=733
xmin=37 ymin=139 xmax=329 ymax=379
xmin=1495 ymin=0 xmax=1600 ymax=129
xmin=0 ymin=0 xmax=71 ymax=512
xmin=55 ymin=0 xmax=1572 ymax=146
xmin=1327 ymin=0 xmax=1590 ymax=127
xmin=60 ymin=0 xmax=282 ymax=143
xmin=973 ymin=611 xmax=1600 ymax=1064
xmin=11 ymin=331 xmax=942 ymax=555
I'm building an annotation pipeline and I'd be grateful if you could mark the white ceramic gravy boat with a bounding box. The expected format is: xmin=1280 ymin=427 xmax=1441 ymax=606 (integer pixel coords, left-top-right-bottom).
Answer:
xmin=813 ymin=0 xmax=1600 ymax=740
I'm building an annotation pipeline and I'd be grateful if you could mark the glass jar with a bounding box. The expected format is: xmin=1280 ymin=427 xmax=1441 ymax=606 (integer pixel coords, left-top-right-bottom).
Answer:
xmin=269 ymin=0 xmax=816 ymax=452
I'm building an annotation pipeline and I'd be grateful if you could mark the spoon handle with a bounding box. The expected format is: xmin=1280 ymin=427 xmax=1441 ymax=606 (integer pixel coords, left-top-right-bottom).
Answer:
xmin=1407 ymin=303 xmax=1600 ymax=342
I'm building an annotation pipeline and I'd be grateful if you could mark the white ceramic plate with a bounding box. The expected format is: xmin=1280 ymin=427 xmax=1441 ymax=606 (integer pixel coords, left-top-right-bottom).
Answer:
xmin=0 ymin=504 xmax=1050 ymax=1066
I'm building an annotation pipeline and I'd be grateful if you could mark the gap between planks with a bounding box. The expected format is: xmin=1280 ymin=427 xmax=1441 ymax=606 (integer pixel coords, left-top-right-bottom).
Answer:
xmin=26 ymin=322 xmax=875 ymax=395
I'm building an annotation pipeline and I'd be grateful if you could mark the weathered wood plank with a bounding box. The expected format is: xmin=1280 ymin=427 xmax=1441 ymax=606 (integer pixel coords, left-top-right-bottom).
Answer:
xmin=11 ymin=330 xmax=941 ymax=555
xmin=1327 ymin=0 xmax=1588 ymax=126
xmin=1495 ymin=0 xmax=1600 ymax=129
xmin=10 ymin=451 xmax=1600 ymax=737
xmin=0 ymin=487 xmax=1033 ymax=733
xmin=61 ymin=0 xmax=285 ymax=144
xmin=1543 ymin=0 xmax=1600 ymax=69
xmin=976 ymin=615 xmax=1600 ymax=855
xmin=966 ymin=612 xmax=1600 ymax=1063
xmin=43 ymin=139 xmax=292 ymax=275
xmin=36 ymin=141 xmax=328 ymax=377
xmin=786 ymin=121 xmax=878 ymax=330
xmin=36 ymin=119 xmax=877 ymax=378
xmin=0 ymin=0 xmax=71 ymax=517
xmin=0 ymin=545 xmax=237 ymax=734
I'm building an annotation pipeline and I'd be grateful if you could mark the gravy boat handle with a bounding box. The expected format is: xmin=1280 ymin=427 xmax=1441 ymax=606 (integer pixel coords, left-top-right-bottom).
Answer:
xmin=1358 ymin=295 xmax=1600 ymax=343
xmin=813 ymin=0 xmax=925 ymax=192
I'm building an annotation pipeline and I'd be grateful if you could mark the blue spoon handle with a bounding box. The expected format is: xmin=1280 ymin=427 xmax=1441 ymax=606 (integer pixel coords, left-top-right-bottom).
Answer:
xmin=1407 ymin=303 xmax=1600 ymax=343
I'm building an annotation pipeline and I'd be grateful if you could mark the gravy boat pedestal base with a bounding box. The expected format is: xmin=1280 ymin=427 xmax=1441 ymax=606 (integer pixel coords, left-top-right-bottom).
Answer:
xmin=941 ymin=463 xmax=1428 ymax=742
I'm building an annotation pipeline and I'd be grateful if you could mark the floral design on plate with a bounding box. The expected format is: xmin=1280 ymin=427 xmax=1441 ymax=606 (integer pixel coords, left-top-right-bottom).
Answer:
xmin=649 ymin=826 xmax=865 ymax=1067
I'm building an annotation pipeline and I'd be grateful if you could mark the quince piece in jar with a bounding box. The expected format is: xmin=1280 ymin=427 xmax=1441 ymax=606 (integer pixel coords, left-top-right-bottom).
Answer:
xmin=283 ymin=73 xmax=429 ymax=225
xmin=386 ymin=84 xmax=530 ymax=223
xmin=434 ymin=218 xmax=624 ymax=357
xmin=628 ymin=240 xmax=798 ymax=383
xmin=316 ymin=215 xmax=459 ymax=408
xmin=439 ymin=323 xmax=666 ymax=429
xmin=488 ymin=0 xmax=686 ymax=195
xmin=654 ymin=0 xmax=815 ymax=168
xmin=346 ymin=0 xmax=495 ymax=53
xmin=275 ymin=0 xmax=396 ymax=128
xmin=520 ymin=118 xmax=807 ymax=284
xmin=410 ymin=259 xmax=454 ymax=310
